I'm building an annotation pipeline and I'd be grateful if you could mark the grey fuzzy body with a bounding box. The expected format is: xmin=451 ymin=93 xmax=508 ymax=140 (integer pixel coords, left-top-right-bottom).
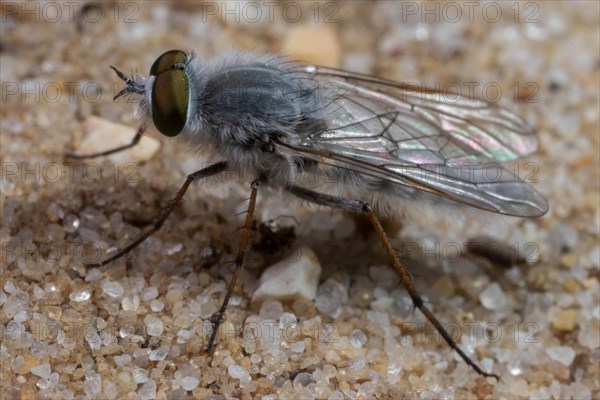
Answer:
xmin=130 ymin=50 xmax=547 ymax=218
xmin=138 ymin=52 xmax=447 ymax=214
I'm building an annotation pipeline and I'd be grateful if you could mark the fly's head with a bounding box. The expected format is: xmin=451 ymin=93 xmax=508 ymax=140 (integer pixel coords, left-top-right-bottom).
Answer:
xmin=112 ymin=49 xmax=192 ymax=138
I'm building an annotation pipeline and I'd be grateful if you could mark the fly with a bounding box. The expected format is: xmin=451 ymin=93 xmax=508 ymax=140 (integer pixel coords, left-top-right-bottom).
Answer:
xmin=66 ymin=49 xmax=549 ymax=381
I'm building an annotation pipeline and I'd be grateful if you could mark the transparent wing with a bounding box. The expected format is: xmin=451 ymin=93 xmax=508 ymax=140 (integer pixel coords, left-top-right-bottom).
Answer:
xmin=278 ymin=65 xmax=548 ymax=217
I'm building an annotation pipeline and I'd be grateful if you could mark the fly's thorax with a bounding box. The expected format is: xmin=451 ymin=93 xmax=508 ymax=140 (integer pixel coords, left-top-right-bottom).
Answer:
xmin=198 ymin=56 xmax=323 ymax=148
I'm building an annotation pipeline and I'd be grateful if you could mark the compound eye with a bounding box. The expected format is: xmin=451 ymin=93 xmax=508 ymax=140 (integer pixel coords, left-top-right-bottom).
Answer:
xmin=150 ymin=49 xmax=187 ymax=76
xmin=151 ymin=68 xmax=189 ymax=137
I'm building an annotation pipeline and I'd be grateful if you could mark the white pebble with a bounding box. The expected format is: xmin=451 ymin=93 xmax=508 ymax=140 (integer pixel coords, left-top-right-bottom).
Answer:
xmin=3 ymin=291 xmax=29 ymax=318
xmin=122 ymin=294 xmax=140 ymax=311
xmin=509 ymin=377 xmax=529 ymax=397
xmin=316 ymin=279 xmax=348 ymax=318
xmin=13 ymin=309 xmax=30 ymax=323
xmin=113 ymin=354 xmax=132 ymax=367
xmin=291 ymin=341 xmax=305 ymax=353
xmin=69 ymin=288 xmax=91 ymax=302
xmin=132 ymin=368 xmax=149 ymax=384
xmin=138 ymin=380 xmax=157 ymax=400
xmin=84 ymin=371 xmax=102 ymax=397
xmin=150 ymin=300 xmax=164 ymax=312
xmin=102 ymin=281 xmax=124 ymax=298
xmin=103 ymin=379 xmax=118 ymax=399
xmin=175 ymin=373 xmax=200 ymax=391
xmin=349 ymin=329 xmax=368 ymax=349
xmin=252 ymin=247 xmax=322 ymax=302
xmin=30 ymin=363 xmax=51 ymax=379
xmin=141 ymin=287 xmax=159 ymax=301
xmin=85 ymin=268 xmax=103 ymax=282
xmin=176 ymin=329 xmax=193 ymax=344
xmin=4 ymin=281 xmax=17 ymax=293
xmin=479 ymin=283 xmax=508 ymax=310
xmin=546 ymin=346 xmax=576 ymax=366
xmin=145 ymin=315 xmax=164 ymax=337
xmin=578 ymin=328 xmax=600 ymax=350
xmin=228 ymin=365 xmax=251 ymax=385
xmin=149 ymin=346 xmax=169 ymax=361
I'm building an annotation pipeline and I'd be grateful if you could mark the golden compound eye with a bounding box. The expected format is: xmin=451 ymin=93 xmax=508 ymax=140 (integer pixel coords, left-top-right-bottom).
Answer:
xmin=150 ymin=49 xmax=187 ymax=76
xmin=150 ymin=50 xmax=189 ymax=137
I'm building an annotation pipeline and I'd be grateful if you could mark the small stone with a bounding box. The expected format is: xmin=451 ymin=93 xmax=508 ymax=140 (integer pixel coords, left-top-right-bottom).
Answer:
xmin=330 ymin=391 xmax=344 ymax=400
xmin=592 ymin=305 xmax=600 ymax=320
xmin=293 ymin=372 xmax=315 ymax=388
xmin=30 ymin=363 xmax=51 ymax=379
xmin=79 ymin=227 xmax=100 ymax=242
xmin=358 ymin=382 xmax=376 ymax=398
xmin=14 ymin=309 xmax=30 ymax=323
xmin=228 ymin=365 xmax=251 ymax=386
xmin=150 ymin=300 xmax=164 ymax=312
xmin=4 ymin=280 xmax=17 ymax=293
xmin=63 ymin=214 xmax=80 ymax=233
xmin=119 ymin=325 xmax=134 ymax=338
xmin=371 ymin=296 xmax=393 ymax=311
xmin=349 ymin=329 xmax=368 ymax=349
xmin=133 ymin=368 xmax=149 ymax=384
xmin=175 ymin=373 xmax=200 ymax=391
xmin=69 ymin=288 xmax=91 ymax=302
xmin=569 ymin=382 xmax=592 ymax=400
xmin=177 ymin=329 xmax=193 ymax=344
xmin=252 ymin=247 xmax=322 ymax=302
xmin=259 ymin=299 xmax=283 ymax=320
xmin=141 ymin=287 xmax=159 ymax=301
xmin=291 ymin=341 xmax=305 ymax=353
xmin=480 ymin=283 xmax=508 ymax=310
xmin=11 ymin=355 xmax=25 ymax=373
xmin=315 ymin=279 xmax=348 ymax=318
xmin=138 ymin=380 xmax=157 ymax=400
xmin=121 ymin=294 xmax=140 ymax=311
xmin=145 ymin=315 xmax=164 ymax=336
xmin=577 ymin=328 xmax=600 ymax=349
xmin=86 ymin=268 xmax=103 ymax=282
xmin=78 ymin=115 xmax=160 ymax=164
xmin=33 ymin=286 xmax=45 ymax=299
xmin=45 ymin=305 xmax=62 ymax=320
xmin=84 ymin=371 xmax=102 ymax=397
xmin=509 ymin=377 xmax=529 ymax=397
xmin=149 ymin=346 xmax=169 ymax=361
xmin=103 ymin=379 xmax=118 ymax=399
xmin=545 ymin=346 xmax=576 ymax=366
xmin=3 ymin=291 xmax=29 ymax=318
xmin=45 ymin=202 xmax=64 ymax=222
xmin=553 ymin=309 xmax=577 ymax=331
xmin=102 ymin=281 xmax=124 ymax=298
xmin=113 ymin=354 xmax=132 ymax=367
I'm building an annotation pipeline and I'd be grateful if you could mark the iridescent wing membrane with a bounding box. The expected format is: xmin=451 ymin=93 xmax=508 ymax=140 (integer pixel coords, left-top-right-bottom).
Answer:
xmin=279 ymin=66 xmax=548 ymax=217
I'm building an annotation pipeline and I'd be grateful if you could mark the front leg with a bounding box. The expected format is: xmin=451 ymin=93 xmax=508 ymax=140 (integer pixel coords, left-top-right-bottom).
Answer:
xmin=86 ymin=161 xmax=228 ymax=268
xmin=287 ymin=185 xmax=499 ymax=380
xmin=65 ymin=123 xmax=146 ymax=160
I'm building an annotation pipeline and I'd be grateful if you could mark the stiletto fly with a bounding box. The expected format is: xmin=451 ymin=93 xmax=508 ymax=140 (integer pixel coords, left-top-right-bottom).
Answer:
xmin=67 ymin=49 xmax=548 ymax=380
